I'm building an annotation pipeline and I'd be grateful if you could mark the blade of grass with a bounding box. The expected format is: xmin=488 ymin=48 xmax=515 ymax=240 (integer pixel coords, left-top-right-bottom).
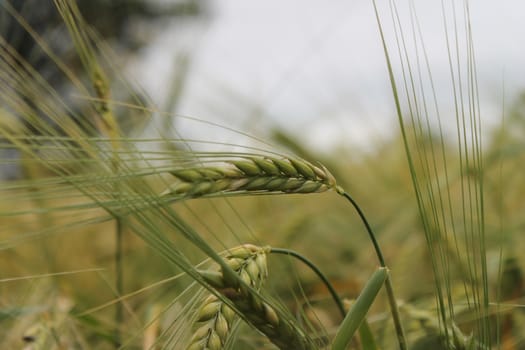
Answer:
xmin=331 ymin=267 xmax=388 ymax=350
xmin=358 ymin=319 xmax=378 ymax=350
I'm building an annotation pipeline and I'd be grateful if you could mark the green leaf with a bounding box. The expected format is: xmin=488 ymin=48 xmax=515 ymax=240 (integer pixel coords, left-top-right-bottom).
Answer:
xmin=331 ymin=267 xmax=387 ymax=350
xmin=358 ymin=319 xmax=378 ymax=350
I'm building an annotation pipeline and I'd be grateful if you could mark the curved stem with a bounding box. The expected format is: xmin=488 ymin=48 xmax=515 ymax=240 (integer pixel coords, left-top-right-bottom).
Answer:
xmin=339 ymin=190 xmax=386 ymax=267
xmin=270 ymin=247 xmax=346 ymax=319
xmin=337 ymin=187 xmax=407 ymax=350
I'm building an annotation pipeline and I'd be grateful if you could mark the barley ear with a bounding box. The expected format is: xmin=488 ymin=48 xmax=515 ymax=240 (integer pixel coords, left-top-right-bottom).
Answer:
xmin=162 ymin=155 xmax=337 ymax=200
xmin=187 ymin=244 xmax=269 ymax=350
xmin=187 ymin=244 xmax=317 ymax=350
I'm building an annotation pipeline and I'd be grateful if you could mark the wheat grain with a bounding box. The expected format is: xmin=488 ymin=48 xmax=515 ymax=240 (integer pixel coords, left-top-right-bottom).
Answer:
xmin=189 ymin=244 xmax=317 ymax=350
xmin=162 ymin=156 xmax=337 ymax=200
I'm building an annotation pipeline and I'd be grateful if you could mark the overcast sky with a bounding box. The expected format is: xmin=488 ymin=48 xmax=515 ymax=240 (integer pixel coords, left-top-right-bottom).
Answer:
xmin=132 ymin=0 xmax=525 ymax=152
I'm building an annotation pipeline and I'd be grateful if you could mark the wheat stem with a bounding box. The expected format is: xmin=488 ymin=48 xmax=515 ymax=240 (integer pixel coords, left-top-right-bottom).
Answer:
xmin=337 ymin=187 xmax=407 ymax=350
xmin=270 ymin=247 xmax=345 ymax=319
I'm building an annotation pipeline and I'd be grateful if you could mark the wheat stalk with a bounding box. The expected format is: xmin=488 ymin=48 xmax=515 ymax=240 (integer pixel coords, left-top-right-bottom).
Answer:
xmin=162 ymin=156 xmax=337 ymax=200
xmin=188 ymin=244 xmax=317 ymax=350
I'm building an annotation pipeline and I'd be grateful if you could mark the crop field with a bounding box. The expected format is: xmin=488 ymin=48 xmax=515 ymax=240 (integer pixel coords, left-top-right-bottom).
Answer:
xmin=1 ymin=1 xmax=524 ymax=349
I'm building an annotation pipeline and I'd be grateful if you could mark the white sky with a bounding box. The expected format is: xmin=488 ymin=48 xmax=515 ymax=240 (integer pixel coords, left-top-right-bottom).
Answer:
xmin=131 ymin=0 xmax=525 ymax=152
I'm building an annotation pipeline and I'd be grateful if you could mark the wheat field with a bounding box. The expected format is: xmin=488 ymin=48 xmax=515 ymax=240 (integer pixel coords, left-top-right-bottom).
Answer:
xmin=1 ymin=1 xmax=525 ymax=349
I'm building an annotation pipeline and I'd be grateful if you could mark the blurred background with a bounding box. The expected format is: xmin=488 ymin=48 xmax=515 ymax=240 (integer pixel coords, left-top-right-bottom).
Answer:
xmin=132 ymin=0 xmax=525 ymax=152
xmin=4 ymin=0 xmax=525 ymax=160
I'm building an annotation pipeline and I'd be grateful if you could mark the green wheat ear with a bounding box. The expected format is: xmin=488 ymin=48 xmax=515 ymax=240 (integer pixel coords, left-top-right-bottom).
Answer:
xmin=187 ymin=244 xmax=268 ymax=350
xmin=161 ymin=156 xmax=337 ymax=200
xmin=189 ymin=244 xmax=317 ymax=350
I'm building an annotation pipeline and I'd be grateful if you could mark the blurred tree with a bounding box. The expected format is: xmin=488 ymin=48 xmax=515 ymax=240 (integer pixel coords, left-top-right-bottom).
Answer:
xmin=0 ymin=0 xmax=206 ymax=86
xmin=0 ymin=0 xmax=209 ymax=178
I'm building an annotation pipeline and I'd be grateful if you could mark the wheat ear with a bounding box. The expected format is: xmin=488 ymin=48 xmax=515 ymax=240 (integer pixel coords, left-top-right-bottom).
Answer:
xmin=162 ymin=156 xmax=336 ymax=200
xmin=189 ymin=244 xmax=316 ymax=350
xmin=187 ymin=244 xmax=268 ymax=350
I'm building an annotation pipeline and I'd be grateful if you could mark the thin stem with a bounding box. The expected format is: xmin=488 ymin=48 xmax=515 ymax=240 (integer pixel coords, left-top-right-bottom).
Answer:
xmin=270 ymin=247 xmax=346 ymax=319
xmin=337 ymin=187 xmax=407 ymax=350
xmin=114 ymin=218 xmax=123 ymax=348
xmin=339 ymin=190 xmax=386 ymax=267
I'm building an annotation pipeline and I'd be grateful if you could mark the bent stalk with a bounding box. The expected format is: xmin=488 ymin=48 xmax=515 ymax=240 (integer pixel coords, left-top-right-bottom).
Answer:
xmin=337 ymin=187 xmax=407 ymax=350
